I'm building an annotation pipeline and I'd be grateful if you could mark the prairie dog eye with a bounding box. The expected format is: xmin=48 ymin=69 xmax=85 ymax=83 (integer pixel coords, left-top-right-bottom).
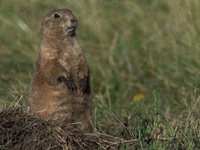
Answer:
xmin=54 ymin=14 xmax=60 ymax=18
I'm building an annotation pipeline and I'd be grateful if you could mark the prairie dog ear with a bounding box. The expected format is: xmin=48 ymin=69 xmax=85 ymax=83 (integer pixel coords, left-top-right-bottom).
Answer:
xmin=43 ymin=12 xmax=53 ymax=25
xmin=42 ymin=18 xmax=48 ymax=26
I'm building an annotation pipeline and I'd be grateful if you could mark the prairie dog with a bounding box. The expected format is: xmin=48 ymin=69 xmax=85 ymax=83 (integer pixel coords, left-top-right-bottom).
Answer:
xmin=28 ymin=9 xmax=93 ymax=132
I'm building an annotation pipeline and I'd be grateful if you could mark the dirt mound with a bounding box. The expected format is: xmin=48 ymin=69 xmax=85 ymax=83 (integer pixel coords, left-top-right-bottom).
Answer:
xmin=0 ymin=108 xmax=138 ymax=150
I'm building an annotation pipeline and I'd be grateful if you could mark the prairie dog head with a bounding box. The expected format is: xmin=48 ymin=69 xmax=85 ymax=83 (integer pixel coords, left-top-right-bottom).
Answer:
xmin=42 ymin=9 xmax=77 ymax=37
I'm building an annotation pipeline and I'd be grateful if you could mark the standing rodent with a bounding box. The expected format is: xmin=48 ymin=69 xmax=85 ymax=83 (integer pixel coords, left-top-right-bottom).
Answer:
xmin=28 ymin=9 xmax=93 ymax=133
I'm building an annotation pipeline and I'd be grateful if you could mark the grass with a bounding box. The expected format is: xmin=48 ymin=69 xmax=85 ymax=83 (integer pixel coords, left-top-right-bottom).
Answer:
xmin=1 ymin=0 xmax=200 ymax=148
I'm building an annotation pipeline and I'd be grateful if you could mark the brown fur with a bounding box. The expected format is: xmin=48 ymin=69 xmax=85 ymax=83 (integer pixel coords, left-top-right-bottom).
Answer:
xmin=28 ymin=9 xmax=93 ymax=132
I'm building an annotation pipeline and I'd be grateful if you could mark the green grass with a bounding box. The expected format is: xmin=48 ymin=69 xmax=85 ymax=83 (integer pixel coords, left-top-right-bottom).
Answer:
xmin=1 ymin=0 xmax=200 ymax=148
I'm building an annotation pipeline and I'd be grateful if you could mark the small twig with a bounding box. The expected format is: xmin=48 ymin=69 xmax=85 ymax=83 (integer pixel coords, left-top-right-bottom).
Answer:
xmin=179 ymin=130 xmax=189 ymax=142
xmin=9 ymin=96 xmax=18 ymax=107
xmin=186 ymin=95 xmax=200 ymax=122
xmin=110 ymin=111 xmax=134 ymax=137
xmin=15 ymin=95 xmax=23 ymax=107
xmin=94 ymin=140 xmax=107 ymax=150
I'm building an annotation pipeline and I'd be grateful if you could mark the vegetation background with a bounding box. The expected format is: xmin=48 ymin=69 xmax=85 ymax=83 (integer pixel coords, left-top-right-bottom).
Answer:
xmin=0 ymin=0 xmax=200 ymax=148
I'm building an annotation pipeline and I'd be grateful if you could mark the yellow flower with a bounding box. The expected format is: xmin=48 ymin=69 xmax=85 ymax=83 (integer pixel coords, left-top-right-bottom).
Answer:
xmin=133 ymin=93 xmax=145 ymax=102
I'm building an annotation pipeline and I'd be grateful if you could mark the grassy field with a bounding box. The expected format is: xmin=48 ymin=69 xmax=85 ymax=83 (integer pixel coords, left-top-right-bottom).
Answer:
xmin=1 ymin=0 xmax=200 ymax=149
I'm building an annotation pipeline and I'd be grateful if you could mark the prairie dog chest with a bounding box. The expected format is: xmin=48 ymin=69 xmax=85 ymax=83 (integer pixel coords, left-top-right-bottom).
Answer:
xmin=58 ymin=49 xmax=82 ymax=73
xmin=59 ymin=38 xmax=83 ymax=67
